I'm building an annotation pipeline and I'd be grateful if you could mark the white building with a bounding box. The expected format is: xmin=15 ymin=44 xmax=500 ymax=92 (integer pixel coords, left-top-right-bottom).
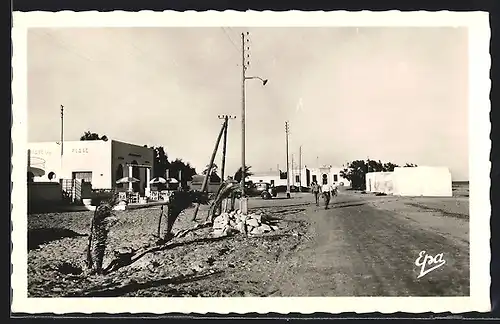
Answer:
xmin=247 ymin=171 xmax=288 ymax=187
xmin=304 ymin=165 xmax=351 ymax=187
xmin=365 ymin=166 xmax=453 ymax=197
xmin=27 ymin=140 xmax=154 ymax=195
xmin=248 ymin=165 xmax=351 ymax=190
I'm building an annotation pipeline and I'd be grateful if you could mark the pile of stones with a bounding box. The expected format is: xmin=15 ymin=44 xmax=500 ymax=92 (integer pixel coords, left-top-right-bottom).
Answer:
xmin=212 ymin=210 xmax=279 ymax=237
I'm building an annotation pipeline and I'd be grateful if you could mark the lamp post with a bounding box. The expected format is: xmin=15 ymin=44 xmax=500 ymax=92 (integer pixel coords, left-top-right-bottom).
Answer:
xmin=240 ymin=32 xmax=267 ymax=215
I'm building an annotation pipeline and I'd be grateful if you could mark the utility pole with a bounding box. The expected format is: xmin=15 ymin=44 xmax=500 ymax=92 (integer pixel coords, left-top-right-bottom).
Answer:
xmin=60 ymin=105 xmax=64 ymax=157
xmin=60 ymin=105 xmax=64 ymax=179
xmin=299 ymin=145 xmax=302 ymax=192
xmin=192 ymin=120 xmax=226 ymax=221
xmin=285 ymin=121 xmax=291 ymax=198
xmin=218 ymin=115 xmax=236 ymax=182
xmin=291 ymin=154 xmax=295 ymax=190
xmin=240 ymin=32 xmax=248 ymax=214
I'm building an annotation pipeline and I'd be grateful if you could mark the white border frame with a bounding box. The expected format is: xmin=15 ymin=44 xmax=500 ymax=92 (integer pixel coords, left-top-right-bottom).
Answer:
xmin=12 ymin=10 xmax=491 ymax=314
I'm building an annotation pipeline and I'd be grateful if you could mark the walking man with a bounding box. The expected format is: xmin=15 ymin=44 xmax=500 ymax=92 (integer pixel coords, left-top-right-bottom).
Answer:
xmin=321 ymin=181 xmax=335 ymax=210
xmin=311 ymin=181 xmax=321 ymax=206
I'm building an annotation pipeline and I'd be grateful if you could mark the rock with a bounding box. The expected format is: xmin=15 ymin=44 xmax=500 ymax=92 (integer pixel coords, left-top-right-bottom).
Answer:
xmin=260 ymin=224 xmax=272 ymax=232
xmin=250 ymin=226 xmax=265 ymax=235
xmin=270 ymin=225 xmax=279 ymax=231
xmin=213 ymin=213 xmax=229 ymax=229
xmin=246 ymin=218 xmax=259 ymax=227
xmin=236 ymin=221 xmax=246 ymax=234
xmin=253 ymin=214 xmax=262 ymax=223
xmin=213 ymin=226 xmax=228 ymax=238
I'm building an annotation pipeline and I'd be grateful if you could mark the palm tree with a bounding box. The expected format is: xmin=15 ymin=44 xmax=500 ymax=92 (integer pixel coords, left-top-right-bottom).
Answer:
xmin=234 ymin=165 xmax=254 ymax=183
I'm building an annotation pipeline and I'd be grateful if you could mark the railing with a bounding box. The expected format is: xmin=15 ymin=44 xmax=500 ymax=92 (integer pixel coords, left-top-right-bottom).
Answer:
xmin=29 ymin=156 xmax=46 ymax=170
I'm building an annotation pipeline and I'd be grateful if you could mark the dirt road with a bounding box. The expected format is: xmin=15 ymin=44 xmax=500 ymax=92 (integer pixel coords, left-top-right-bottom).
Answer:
xmin=266 ymin=191 xmax=470 ymax=296
xmin=27 ymin=190 xmax=469 ymax=297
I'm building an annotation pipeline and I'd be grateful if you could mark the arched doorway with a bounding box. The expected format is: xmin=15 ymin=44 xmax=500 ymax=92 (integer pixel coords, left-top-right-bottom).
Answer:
xmin=115 ymin=164 xmax=124 ymax=188
xmin=322 ymin=174 xmax=328 ymax=185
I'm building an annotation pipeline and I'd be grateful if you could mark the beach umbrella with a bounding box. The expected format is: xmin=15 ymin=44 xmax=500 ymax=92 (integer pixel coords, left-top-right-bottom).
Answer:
xmin=116 ymin=176 xmax=140 ymax=184
xmin=150 ymin=177 xmax=167 ymax=184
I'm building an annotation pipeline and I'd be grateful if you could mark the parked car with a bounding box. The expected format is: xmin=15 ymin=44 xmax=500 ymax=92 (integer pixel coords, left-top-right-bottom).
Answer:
xmin=254 ymin=182 xmax=278 ymax=199
xmin=234 ymin=181 xmax=277 ymax=199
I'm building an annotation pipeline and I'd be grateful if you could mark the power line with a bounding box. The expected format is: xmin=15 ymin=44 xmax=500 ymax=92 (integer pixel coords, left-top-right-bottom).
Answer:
xmin=32 ymin=30 xmax=95 ymax=63
xmin=220 ymin=27 xmax=240 ymax=54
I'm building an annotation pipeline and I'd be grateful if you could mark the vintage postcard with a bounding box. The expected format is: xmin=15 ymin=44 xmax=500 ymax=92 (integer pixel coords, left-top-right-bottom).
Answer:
xmin=12 ymin=10 xmax=491 ymax=314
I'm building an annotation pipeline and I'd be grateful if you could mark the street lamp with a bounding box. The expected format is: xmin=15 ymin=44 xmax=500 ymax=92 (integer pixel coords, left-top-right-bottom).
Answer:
xmin=240 ymin=75 xmax=267 ymax=215
xmin=245 ymin=76 xmax=268 ymax=85
xmin=240 ymin=53 xmax=267 ymax=215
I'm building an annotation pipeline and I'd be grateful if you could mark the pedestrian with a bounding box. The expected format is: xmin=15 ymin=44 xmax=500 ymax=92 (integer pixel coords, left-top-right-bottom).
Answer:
xmin=332 ymin=182 xmax=339 ymax=197
xmin=321 ymin=181 xmax=335 ymax=209
xmin=311 ymin=181 xmax=320 ymax=206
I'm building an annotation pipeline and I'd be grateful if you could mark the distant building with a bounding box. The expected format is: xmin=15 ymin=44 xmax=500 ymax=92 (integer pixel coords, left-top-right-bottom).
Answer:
xmin=27 ymin=140 xmax=154 ymax=195
xmin=247 ymin=171 xmax=287 ymax=187
xmin=248 ymin=165 xmax=351 ymax=189
xmin=365 ymin=166 xmax=452 ymax=197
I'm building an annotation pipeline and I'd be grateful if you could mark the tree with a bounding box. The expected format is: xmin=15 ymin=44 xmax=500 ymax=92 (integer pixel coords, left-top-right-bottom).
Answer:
xmin=404 ymin=163 xmax=418 ymax=167
xmin=80 ymin=131 xmax=108 ymax=141
xmin=340 ymin=160 xmax=368 ymax=190
xmin=152 ymin=146 xmax=170 ymax=178
xmin=234 ymin=165 xmax=254 ymax=183
xmin=169 ymin=158 xmax=197 ymax=187
xmin=340 ymin=159 xmax=414 ymax=190
xmin=203 ymin=163 xmax=221 ymax=183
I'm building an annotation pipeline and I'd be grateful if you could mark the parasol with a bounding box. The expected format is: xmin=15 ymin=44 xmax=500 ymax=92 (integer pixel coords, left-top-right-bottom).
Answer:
xmin=149 ymin=177 xmax=167 ymax=184
xmin=116 ymin=176 xmax=140 ymax=184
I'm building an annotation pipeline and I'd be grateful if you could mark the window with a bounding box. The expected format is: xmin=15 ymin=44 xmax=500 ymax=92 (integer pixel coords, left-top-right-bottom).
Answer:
xmin=322 ymin=174 xmax=328 ymax=185
xmin=48 ymin=171 xmax=56 ymax=180
xmin=295 ymin=175 xmax=300 ymax=183
xmin=72 ymin=171 xmax=92 ymax=183
xmin=115 ymin=164 xmax=124 ymax=188
xmin=312 ymin=175 xmax=317 ymax=183
xmin=334 ymin=174 xmax=338 ymax=182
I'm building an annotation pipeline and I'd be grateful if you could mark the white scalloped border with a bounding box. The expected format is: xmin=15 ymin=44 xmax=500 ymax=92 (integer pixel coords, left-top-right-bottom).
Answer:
xmin=11 ymin=10 xmax=491 ymax=314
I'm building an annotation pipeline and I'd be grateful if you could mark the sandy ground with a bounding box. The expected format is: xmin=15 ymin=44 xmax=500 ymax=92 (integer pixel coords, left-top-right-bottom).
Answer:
xmin=27 ymin=188 xmax=469 ymax=297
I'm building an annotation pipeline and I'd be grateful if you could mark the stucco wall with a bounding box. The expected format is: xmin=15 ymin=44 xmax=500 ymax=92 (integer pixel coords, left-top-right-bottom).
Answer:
xmin=366 ymin=172 xmax=395 ymax=194
xmin=28 ymin=141 xmax=112 ymax=189
xmin=366 ymin=167 xmax=453 ymax=197
xmin=307 ymin=166 xmax=351 ymax=187
xmin=247 ymin=174 xmax=287 ymax=187
xmin=393 ymin=166 xmax=452 ymax=197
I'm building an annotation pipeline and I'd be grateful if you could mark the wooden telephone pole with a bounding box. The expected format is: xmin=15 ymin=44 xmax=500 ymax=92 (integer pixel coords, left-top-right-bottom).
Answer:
xmin=191 ymin=119 xmax=227 ymax=221
xmin=299 ymin=145 xmax=302 ymax=192
xmin=218 ymin=115 xmax=236 ymax=182
xmin=285 ymin=121 xmax=291 ymax=198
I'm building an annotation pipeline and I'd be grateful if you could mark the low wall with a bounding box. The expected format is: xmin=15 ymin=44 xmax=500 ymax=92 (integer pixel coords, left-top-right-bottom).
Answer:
xmin=366 ymin=172 xmax=395 ymax=194
xmin=28 ymin=182 xmax=63 ymax=212
xmin=393 ymin=166 xmax=452 ymax=197
xmin=365 ymin=167 xmax=453 ymax=197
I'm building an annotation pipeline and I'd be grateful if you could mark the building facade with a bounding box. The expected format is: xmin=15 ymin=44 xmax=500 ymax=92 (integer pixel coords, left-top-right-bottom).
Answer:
xmin=365 ymin=166 xmax=452 ymax=197
xmin=27 ymin=140 xmax=154 ymax=194
xmin=248 ymin=165 xmax=351 ymax=190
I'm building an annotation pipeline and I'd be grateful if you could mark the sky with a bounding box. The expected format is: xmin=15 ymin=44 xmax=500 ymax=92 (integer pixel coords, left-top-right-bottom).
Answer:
xmin=27 ymin=27 xmax=469 ymax=180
